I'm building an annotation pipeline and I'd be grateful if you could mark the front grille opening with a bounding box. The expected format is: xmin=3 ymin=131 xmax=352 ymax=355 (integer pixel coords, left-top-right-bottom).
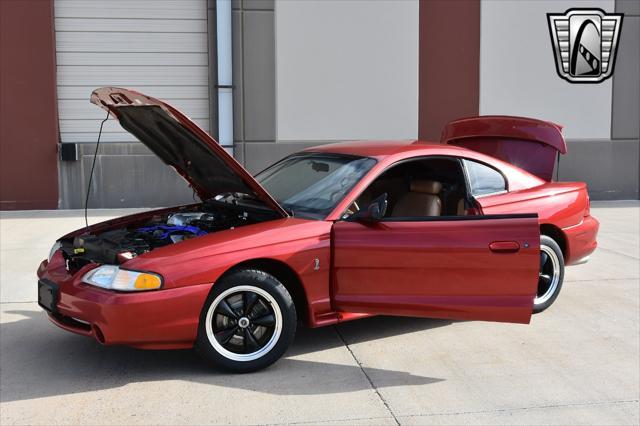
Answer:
xmin=53 ymin=314 xmax=92 ymax=332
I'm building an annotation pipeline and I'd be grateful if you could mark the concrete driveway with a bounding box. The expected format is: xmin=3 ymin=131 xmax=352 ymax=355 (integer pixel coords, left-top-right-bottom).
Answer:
xmin=1 ymin=203 xmax=638 ymax=425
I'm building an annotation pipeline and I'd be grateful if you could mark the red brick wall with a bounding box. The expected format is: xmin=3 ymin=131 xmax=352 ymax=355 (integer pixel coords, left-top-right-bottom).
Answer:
xmin=0 ymin=0 xmax=59 ymax=209
xmin=418 ymin=0 xmax=480 ymax=141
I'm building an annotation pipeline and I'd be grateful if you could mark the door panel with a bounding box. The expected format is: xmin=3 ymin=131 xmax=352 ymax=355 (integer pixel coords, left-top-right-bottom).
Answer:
xmin=332 ymin=215 xmax=540 ymax=324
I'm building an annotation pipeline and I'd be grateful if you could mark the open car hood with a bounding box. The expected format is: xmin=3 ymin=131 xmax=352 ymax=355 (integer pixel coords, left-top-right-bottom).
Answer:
xmin=90 ymin=87 xmax=287 ymax=217
xmin=441 ymin=116 xmax=567 ymax=181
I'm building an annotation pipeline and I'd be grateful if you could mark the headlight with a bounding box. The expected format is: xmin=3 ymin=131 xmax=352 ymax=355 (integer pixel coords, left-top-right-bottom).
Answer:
xmin=82 ymin=266 xmax=162 ymax=292
xmin=48 ymin=241 xmax=62 ymax=262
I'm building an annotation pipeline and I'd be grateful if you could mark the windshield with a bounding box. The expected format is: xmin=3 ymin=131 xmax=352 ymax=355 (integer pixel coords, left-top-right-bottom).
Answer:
xmin=255 ymin=153 xmax=377 ymax=219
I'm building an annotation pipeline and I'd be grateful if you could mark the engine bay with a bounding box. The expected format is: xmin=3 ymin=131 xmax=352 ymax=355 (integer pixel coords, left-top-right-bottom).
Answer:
xmin=60 ymin=199 xmax=276 ymax=270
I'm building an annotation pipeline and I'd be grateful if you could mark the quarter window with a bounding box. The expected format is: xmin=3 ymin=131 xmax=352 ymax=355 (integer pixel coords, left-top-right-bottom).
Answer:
xmin=464 ymin=160 xmax=506 ymax=196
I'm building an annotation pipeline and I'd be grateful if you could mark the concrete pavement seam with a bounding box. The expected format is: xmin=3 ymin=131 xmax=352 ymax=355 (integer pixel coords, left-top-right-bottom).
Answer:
xmin=334 ymin=325 xmax=401 ymax=426
xmin=565 ymin=277 xmax=639 ymax=283
xmin=396 ymin=398 xmax=640 ymax=419
xmin=261 ymin=414 xmax=393 ymax=426
xmin=590 ymin=246 xmax=640 ymax=260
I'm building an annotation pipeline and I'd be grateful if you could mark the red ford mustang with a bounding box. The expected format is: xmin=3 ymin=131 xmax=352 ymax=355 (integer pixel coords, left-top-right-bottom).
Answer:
xmin=37 ymin=88 xmax=599 ymax=372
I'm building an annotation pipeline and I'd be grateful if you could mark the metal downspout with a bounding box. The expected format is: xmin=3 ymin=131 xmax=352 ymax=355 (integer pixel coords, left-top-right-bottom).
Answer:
xmin=215 ymin=0 xmax=234 ymax=156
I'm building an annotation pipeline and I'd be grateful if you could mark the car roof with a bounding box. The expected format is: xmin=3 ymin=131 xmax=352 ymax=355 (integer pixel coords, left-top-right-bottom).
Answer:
xmin=303 ymin=139 xmax=472 ymax=158
xmin=303 ymin=139 xmax=545 ymax=192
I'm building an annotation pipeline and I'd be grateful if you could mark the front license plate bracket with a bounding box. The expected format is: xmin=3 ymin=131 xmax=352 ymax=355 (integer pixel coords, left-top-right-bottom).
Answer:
xmin=38 ymin=279 xmax=59 ymax=313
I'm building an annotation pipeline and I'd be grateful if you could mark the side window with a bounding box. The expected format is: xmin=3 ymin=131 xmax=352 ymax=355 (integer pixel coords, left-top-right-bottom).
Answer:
xmin=347 ymin=157 xmax=470 ymax=218
xmin=464 ymin=160 xmax=506 ymax=196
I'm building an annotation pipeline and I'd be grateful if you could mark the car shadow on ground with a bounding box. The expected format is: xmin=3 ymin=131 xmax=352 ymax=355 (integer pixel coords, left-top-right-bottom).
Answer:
xmin=0 ymin=310 xmax=447 ymax=403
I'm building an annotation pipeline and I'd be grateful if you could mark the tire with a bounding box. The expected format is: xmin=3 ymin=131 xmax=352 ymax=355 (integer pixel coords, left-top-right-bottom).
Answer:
xmin=533 ymin=235 xmax=565 ymax=314
xmin=195 ymin=269 xmax=297 ymax=373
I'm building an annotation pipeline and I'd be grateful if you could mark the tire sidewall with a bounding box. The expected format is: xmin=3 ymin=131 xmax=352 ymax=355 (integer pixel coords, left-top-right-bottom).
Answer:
xmin=196 ymin=269 xmax=297 ymax=373
xmin=533 ymin=235 xmax=565 ymax=313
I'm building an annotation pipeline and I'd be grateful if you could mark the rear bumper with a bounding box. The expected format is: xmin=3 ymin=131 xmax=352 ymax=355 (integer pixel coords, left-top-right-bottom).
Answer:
xmin=38 ymin=255 xmax=212 ymax=349
xmin=563 ymin=215 xmax=599 ymax=265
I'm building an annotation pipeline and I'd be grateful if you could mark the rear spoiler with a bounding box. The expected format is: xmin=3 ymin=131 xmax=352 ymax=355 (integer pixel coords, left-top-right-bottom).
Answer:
xmin=441 ymin=116 xmax=567 ymax=182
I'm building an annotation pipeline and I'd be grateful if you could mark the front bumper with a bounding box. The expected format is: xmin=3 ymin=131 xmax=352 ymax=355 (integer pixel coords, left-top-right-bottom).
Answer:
xmin=563 ymin=215 xmax=599 ymax=265
xmin=37 ymin=253 xmax=212 ymax=349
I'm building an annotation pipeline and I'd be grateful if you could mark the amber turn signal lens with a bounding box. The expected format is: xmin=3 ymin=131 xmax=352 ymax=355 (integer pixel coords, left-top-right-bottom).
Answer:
xmin=134 ymin=273 xmax=162 ymax=290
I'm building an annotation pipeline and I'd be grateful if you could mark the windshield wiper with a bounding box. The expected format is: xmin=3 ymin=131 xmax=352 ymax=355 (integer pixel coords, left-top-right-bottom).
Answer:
xmin=209 ymin=192 xmax=293 ymax=215
xmin=281 ymin=206 xmax=295 ymax=217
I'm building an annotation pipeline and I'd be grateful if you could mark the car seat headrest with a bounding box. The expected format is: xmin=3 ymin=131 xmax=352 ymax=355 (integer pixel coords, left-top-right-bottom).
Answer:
xmin=410 ymin=180 xmax=442 ymax=195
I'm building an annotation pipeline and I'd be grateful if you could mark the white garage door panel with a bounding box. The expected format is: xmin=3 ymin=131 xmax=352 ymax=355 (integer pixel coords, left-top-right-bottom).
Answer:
xmin=54 ymin=0 xmax=210 ymax=143
xmin=59 ymin=120 xmax=133 ymax=134
xmin=56 ymin=32 xmax=206 ymax=53
xmin=59 ymin=99 xmax=210 ymax=120
xmin=57 ymin=66 xmax=208 ymax=86
xmin=59 ymin=118 xmax=210 ymax=134
xmin=55 ymin=0 xmax=205 ymax=20
xmin=60 ymin=125 xmax=212 ymax=144
xmin=58 ymin=86 xmax=209 ymax=100
xmin=57 ymin=52 xmax=208 ymax=66
xmin=55 ymin=18 xmax=207 ymax=33
xmin=61 ymin=132 xmax=139 ymax=144
xmin=59 ymin=131 xmax=212 ymax=145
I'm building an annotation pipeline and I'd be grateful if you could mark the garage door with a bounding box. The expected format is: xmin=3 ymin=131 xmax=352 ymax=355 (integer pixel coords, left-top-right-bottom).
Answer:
xmin=54 ymin=0 xmax=211 ymax=145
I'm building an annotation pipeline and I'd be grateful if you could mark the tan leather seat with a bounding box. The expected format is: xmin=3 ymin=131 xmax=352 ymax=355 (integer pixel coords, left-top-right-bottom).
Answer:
xmin=392 ymin=180 xmax=442 ymax=217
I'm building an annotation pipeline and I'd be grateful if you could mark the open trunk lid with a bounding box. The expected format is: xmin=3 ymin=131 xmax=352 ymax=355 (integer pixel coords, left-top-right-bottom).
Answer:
xmin=441 ymin=115 xmax=567 ymax=181
xmin=90 ymin=87 xmax=287 ymax=217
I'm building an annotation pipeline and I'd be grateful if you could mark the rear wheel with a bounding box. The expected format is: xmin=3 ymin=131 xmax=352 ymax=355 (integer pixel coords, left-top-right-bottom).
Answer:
xmin=196 ymin=269 xmax=297 ymax=372
xmin=533 ymin=235 xmax=565 ymax=313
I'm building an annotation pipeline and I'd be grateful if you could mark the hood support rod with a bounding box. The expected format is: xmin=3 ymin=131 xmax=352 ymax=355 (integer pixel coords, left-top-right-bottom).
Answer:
xmin=84 ymin=111 xmax=110 ymax=231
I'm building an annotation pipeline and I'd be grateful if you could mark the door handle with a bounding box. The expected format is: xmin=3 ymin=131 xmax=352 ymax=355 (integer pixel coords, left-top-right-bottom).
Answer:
xmin=489 ymin=241 xmax=520 ymax=253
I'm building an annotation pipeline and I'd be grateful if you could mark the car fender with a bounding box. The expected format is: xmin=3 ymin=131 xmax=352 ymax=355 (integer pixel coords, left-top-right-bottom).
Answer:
xmin=122 ymin=217 xmax=334 ymax=323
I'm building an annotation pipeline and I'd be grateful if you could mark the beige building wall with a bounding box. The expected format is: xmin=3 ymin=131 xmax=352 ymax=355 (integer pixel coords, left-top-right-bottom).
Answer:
xmin=479 ymin=0 xmax=615 ymax=140
xmin=275 ymin=0 xmax=419 ymax=142
xmin=479 ymin=0 xmax=638 ymax=200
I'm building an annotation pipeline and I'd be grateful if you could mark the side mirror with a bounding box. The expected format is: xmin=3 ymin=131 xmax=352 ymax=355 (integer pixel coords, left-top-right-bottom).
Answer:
xmin=351 ymin=193 xmax=388 ymax=222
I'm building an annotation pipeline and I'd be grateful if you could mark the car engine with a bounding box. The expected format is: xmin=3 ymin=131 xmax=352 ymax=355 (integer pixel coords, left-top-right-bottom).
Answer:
xmin=61 ymin=201 xmax=265 ymax=269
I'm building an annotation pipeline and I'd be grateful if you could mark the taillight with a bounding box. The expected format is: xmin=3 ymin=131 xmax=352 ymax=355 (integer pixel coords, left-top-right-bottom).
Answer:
xmin=584 ymin=193 xmax=591 ymax=217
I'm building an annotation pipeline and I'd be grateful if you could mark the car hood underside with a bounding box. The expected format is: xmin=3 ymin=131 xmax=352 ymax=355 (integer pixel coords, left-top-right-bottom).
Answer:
xmin=90 ymin=87 xmax=287 ymax=217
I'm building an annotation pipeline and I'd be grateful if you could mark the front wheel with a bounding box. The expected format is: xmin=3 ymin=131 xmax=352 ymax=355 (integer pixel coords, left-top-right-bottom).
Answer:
xmin=195 ymin=269 xmax=297 ymax=372
xmin=533 ymin=235 xmax=565 ymax=313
